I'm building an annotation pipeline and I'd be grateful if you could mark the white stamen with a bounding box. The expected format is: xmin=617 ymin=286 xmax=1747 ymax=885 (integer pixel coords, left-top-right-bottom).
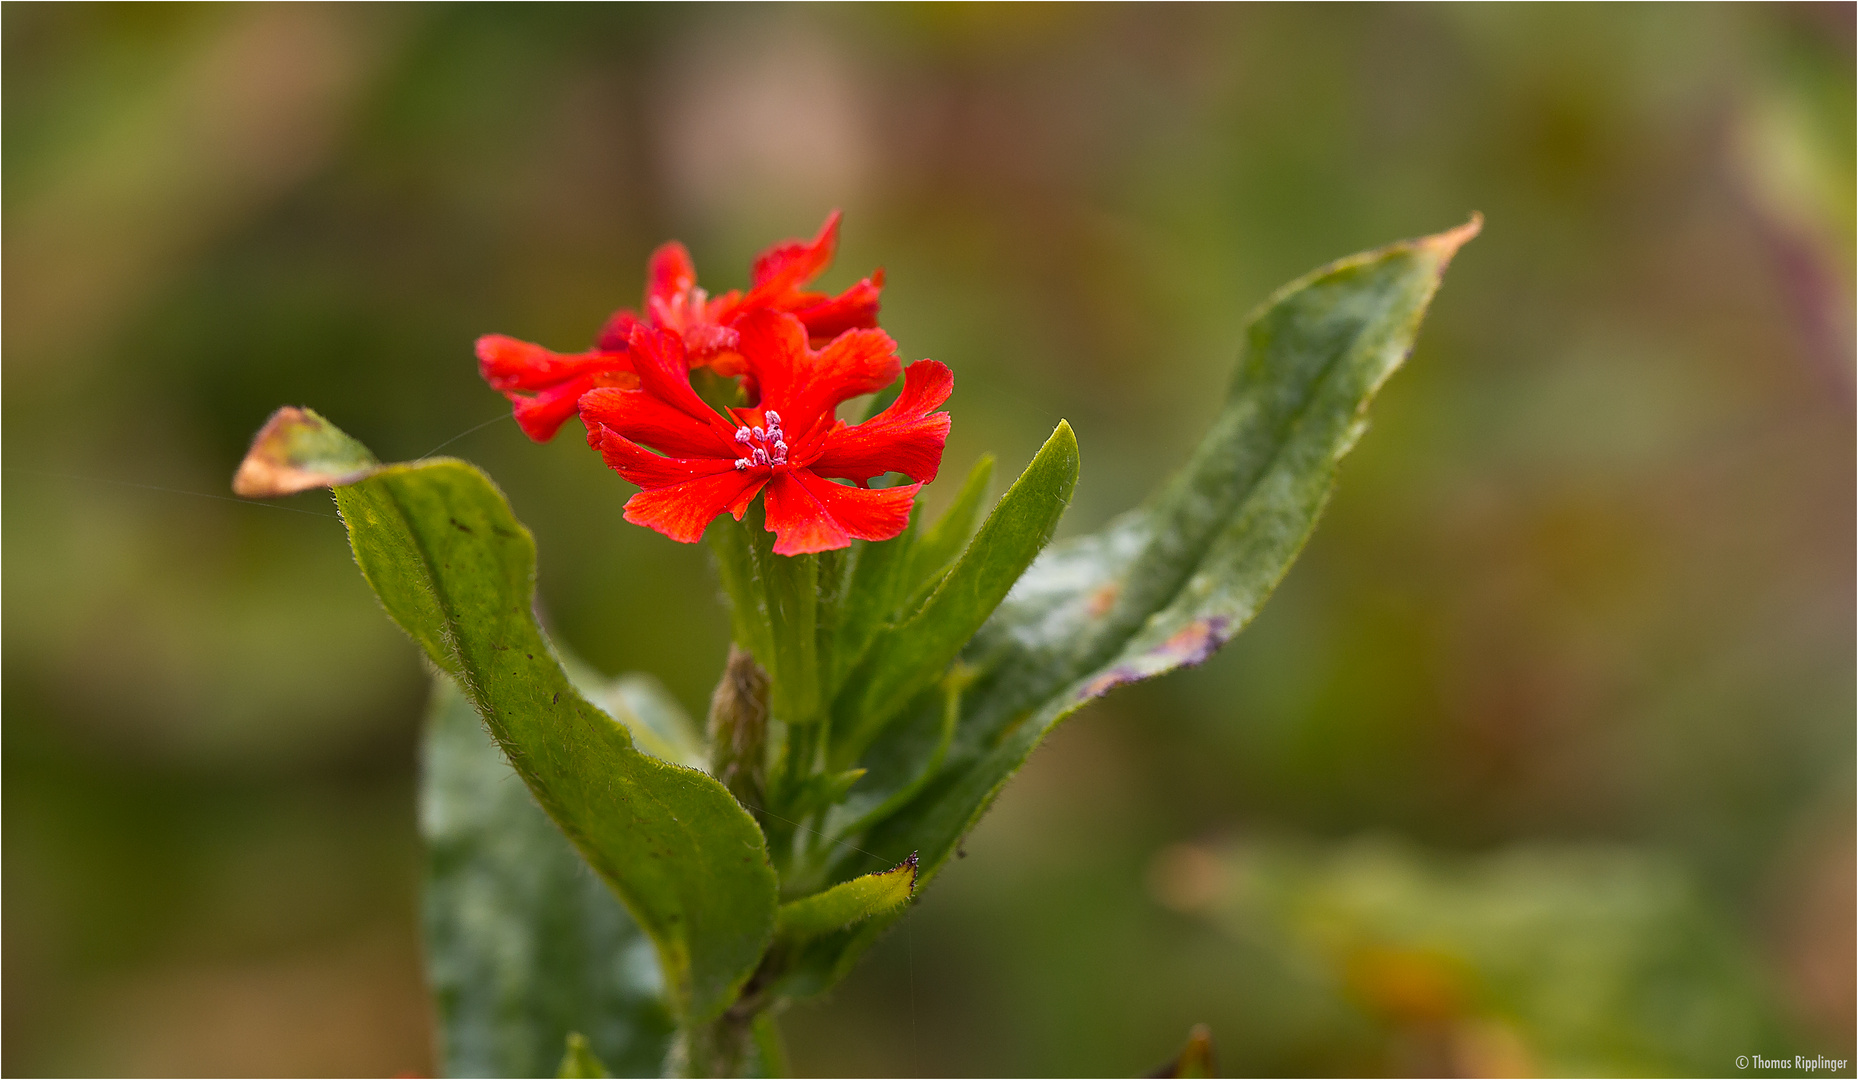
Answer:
xmin=728 ymin=416 xmax=794 ymax=471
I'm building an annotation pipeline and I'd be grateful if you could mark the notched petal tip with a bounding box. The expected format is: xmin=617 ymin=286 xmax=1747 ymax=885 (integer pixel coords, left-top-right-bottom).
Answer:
xmin=232 ymin=406 xmax=381 ymax=498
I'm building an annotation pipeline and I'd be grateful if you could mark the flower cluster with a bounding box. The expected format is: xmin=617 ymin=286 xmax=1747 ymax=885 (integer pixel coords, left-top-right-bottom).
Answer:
xmin=476 ymin=211 xmax=884 ymax=443
xmin=477 ymin=214 xmax=948 ymax=555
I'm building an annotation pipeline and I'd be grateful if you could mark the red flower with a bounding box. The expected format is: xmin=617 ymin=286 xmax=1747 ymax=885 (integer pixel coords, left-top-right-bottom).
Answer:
xmin=477 ymin=211 xmax=884 ymax=442
xmin=581 ymin=311 xmax=951 ymax=556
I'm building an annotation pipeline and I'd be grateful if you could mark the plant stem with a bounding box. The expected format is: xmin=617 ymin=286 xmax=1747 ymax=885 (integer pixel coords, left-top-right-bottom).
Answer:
xmin=677 ymin=962 xmax=781 ymax=1078
xmin=678 ymin=1011 xmax=756 ymax=1078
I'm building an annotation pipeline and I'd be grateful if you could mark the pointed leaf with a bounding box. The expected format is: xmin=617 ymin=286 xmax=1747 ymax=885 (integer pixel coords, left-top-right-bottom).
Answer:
xmin=775 ymin=854 xmax=918 ymax=944
xmin=831 ymin=422 xmax=1079 ymax=764
xmin=900 ymin=453 xmax=995 ymax=602
xmin=331 ymin=453 xmax=778 ymax=1024
xmin=232 ymin=405 xmax=379 ymax=496
xmin=815 ymin=456 xmax=992 ymax=708
xmin=828 ymin=220 xmax=1480 ymax=964
xmin=423 ymin=675 xmax=673 ymax=1078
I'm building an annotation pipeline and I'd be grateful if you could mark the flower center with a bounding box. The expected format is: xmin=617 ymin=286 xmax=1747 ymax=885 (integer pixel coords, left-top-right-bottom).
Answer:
xmin=732 ymin=409 xmax=789 ymax=470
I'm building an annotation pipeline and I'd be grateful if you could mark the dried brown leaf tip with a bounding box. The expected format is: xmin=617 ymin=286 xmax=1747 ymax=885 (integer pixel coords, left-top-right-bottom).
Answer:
xmin=232 ymin=406 xmax=380 ymax=498
xmin=1421 ymin=212 xmax=1484 ymax=263
xmin=1148 ymin=1023 xmax=1216 ymax=1078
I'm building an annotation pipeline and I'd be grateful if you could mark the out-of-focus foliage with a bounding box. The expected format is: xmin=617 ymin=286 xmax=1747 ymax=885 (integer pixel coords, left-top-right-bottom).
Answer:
xmin=4 ymin=4 xmax=1850 ymax=1076
xmin=424 ymin=676 xmax=674 ymax=1079
xmin=1150 ymin=836 xmax=1785 ymax=1075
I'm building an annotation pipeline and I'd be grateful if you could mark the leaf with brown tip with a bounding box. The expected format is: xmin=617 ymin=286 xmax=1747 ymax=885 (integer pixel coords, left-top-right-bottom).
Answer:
xmin=232 ymin=405 xmax=380 ymax=497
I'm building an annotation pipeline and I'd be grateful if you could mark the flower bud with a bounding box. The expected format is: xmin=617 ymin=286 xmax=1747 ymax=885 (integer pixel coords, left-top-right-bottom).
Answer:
xmin=706 ymin=644 xmax=769 ymax=811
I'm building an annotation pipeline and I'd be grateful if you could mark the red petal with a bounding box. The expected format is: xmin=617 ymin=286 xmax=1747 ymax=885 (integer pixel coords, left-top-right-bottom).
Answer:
xmin=806 ymin=327 xmax=902 ymax=411
xmin=646 ymin=242 xmax=697 ymax=309
xmin=795 ymin=270 xmax=885 ymax=343
xmin=476 ymin=335 xmax=635 ymax=442
xmin=809 ymin=359 xmax=952 ymax=484
xmin=736 ymin=311 xmax=900 ymax=437
xmin=762 ymin=469 xmax=920 ymax=555
xmin=595 ymin=309 xmax=643 ymax=352
xmin=476 ymin=335 xmax=629 ymax=391
xmin=623 ymin=470 xmax=768 ymax=545
xmin=795 ymin=472 xmax=920 ymax=541
xmin=626 ymin=324 xmax=738 ymax=435
xmin=682 ymin=323 xmax=741 ymax=361
xmin=748 ymin=210 xmax=840 ymax=296
xmin=594 ymin=428 xmax=740 ymax=488
xmin=580 ymin=387 xmax=738 ymax=459
xmin=509 ymin=376 xmax=598 ymax=442
xmin=733 ymin=309 xmax=809 ymax=401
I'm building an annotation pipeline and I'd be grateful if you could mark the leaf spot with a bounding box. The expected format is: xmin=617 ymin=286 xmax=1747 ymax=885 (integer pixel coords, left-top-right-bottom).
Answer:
xmin=1080 ymin=665 xmax=1141 ymax=701
xmin=1076 ymin=617 xmax=1235 ymax=702
xmin=1149 ymin=616 xmax=1232 ymax=668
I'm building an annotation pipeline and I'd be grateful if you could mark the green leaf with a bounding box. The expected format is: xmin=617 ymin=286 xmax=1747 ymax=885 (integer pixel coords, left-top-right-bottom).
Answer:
xmin=605 ymin=673 xmax=709 ymax=770
xmin=781 ymin=767 xmax=868 ymax=821
xmin=835 ymin=219 xmax=1480 ymax=936
xmin=830 ymin=422 xmax=1080 ymax=766
xmin=231 ymin=405 xmax=379 ymax=497
xmin=558 ymin=651 xmax=708 ymax=771
xmin=828 ymin=664 xmax=967 ymax=840
xmin=821 ymin=518 xmax=917 ymax=699
xmin=334 ymin=456 xmax=778 ymax=1025
xmin=556 ymin=1033 xmax=614 ymax=1079
xmin=708 ymin=512 xmax=779 ymax=676
xmin=775 ymin=854 xmax=918 ymax=944
xmin=810 ymin=544 xmax=851 ymax=706
xmin=423 ymin=674 xmax=673 ymax=1078
xmin=708 ymin=504 xmax=820 ymax=727
xmin=900 ymin=453 xmax=995 ymax=602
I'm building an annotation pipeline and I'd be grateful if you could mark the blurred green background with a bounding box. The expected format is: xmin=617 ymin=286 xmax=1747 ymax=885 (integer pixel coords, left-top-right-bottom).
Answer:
xmin=5 ymin=4 xmax=1852 ymax=1076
